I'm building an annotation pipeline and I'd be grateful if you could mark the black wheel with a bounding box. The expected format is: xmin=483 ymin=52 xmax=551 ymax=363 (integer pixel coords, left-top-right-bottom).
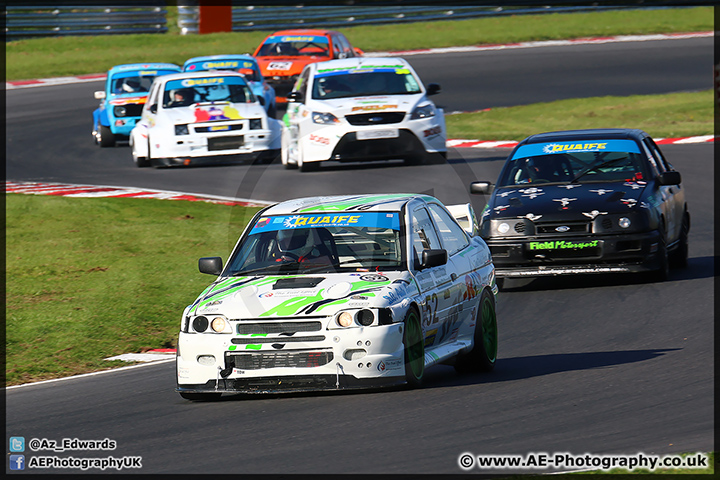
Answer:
xmin=403 ymin=307 xmax=424 ymax=388
xmin=669 ymin=212 xmax=689 ymax=269
xmin=454 ymin=289 xmax=498 ymax=373
xmin=98 ymin=125 xmax=115 ymax=148
xmin=179 ymin=392 xmax=222 ymax=402
xmin=648 ymin=227 xmax=669 ymax=283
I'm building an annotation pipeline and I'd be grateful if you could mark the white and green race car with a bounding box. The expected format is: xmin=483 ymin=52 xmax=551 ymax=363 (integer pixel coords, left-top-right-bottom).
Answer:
xmin=176 ymin=193 xmax=498 ymax=400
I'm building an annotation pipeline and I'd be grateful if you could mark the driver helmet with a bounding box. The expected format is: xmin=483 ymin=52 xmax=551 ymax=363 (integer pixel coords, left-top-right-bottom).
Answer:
xmin=277 ymin=229 xmax=312 ymax=254
xmin=122 ymin=78 xmax=141 ymax=93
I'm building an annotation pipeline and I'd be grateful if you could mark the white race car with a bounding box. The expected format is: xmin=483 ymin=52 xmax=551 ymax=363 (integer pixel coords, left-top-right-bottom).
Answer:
xmin=129 ymin=71 xmax=282 ymax=167
xmin=281 ymin=57 xmax=447 ymax=172
xmin=176 ymin=193 xmax=497 ymax=400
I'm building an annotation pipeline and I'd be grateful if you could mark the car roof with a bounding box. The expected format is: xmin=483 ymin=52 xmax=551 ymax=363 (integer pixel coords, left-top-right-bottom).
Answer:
xmin=154 ymin=70 xmax=250 ymax=84
xmin=262 ymin=194 xmax=438 ymax=216
xmin=264 ymin=29 xmax=339 ymax=38
xmin=183 ymin=54 xmax=257 ymax=65
xmin=108 ymin=63 xmax=181 ymax=74
xmin=310 ymin=56 xmax=409 ymax=72
xmin=521 ymin=128 xmax=649 ymax=145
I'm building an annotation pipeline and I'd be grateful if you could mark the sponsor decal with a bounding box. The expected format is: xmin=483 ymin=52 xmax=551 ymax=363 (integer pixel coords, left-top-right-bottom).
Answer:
xmin=252 ymin=212 xmax=400 ymax=233
xmin=194 ymin=105 xmax=242 ymax=122
xmin=202 ymin=61 xmax=241 ymax=69
xmin=589 ymin=189 xmax=614 ymax=196
xmin=424 ymin=328 xmax=438 ymax=347
xmin=181 ymin=77 xmax=226 ymax=87
xmin=528 ymin=240 xmax=599 ymax=250
xmin=360 ymin=274 xmax=389 ymax=282
xmin=279 ymin=35 xmax=326 ymax=43
xmin=511 ymin=139 xmax=641 ymax=159
xmin=582 ymin=210 xmax=608 ymax=219
xmin=377 ymin=359 xmax=402 ymax=372
xmin=524 ymin=213 xmax=542 ymax=221
xmin=553 ymin=197 xmax=577 ymax=208
xmin=267 ymin=61 xmax=292 ymax=71
xmin=351 ymin=104 xmax=398 ymax=112
xmin=109 ymin=97 xmax=147 ymax=105
xmin=309 ymin=134 xmax=330 ymax=145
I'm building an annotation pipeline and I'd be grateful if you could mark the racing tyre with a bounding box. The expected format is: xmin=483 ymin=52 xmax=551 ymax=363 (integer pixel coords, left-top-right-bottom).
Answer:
xmin=454 ymin=289 xmax=498 ymax=373
xmin=648 ymin=227 xmax=669 ymax=283
xmin=98 ymin=125 xmax=115 ymax=148
xmin=403 ymin=307 xmax=424 ymax=388
xmin=669 ymin=212 xmax=689 ymax=269
xmin=179 ymin=392 xmax=222 ymax=402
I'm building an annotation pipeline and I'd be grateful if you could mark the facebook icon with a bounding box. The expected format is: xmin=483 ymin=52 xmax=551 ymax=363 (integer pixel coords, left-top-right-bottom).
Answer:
xmin=9 ymin=454 xmax=25 ymax=470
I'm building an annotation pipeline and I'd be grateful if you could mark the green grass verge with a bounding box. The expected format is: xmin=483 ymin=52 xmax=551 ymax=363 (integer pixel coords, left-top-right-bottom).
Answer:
xmin=445 ymin=90 xmax=714 ymax=141
xmin=5 ymin=194 xmax=261 ymax=385
xmin=5 ymin=6 xmax=712 ymax=81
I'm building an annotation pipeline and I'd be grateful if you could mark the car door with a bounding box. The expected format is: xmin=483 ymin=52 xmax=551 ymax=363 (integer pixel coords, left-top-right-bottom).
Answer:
xmin=644 ymin=136 xmax=684 ymax=243
xmin=641 ymin=137 xmax=680 ymax=242
xmin=408 ymin=203 xmax=453 ymax=350
xmin=427 ymin=202 xmax=476 ymax=347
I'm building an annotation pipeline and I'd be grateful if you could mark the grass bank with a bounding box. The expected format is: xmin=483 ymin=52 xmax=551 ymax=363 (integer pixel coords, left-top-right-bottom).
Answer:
xmin=446 ymin=90 xmax=714 ymax=141
xmin=5 ymin=194 xmax=260 ymax=385
xmin=5 ymin=6 xmax=712 ymax=81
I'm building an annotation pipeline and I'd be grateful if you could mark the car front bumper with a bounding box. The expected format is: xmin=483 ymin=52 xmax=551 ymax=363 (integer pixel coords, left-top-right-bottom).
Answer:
xmin=486 ymin=230 xmax=663 ymax=277
xmin=176 ymin=322 xmax=407 ymax=393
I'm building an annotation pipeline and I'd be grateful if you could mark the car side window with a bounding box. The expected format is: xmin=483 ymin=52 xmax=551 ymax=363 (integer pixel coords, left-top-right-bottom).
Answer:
xmin=337 ymin=34 xmax=353 ymax=57
xmin=146 ymin=83 xmax=161 ymax=112
xmin=641 ymin=138 xmax=666 ymax=174
xmin=331 ymin=36 xmax=344 ymax=59
xmin=297 ymin=67 xmax=310 ymax=100
xmin=428 ymin=203 xmax=470 ymax=256
xmin=411 ymin=207 xmax=441 ymax=270
xmin=645 ymin=137 xmax=674 ymax=171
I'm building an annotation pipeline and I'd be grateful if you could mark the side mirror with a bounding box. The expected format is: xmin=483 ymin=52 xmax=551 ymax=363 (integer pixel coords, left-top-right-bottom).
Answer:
xmin=149 ymin=104 xmax=157 ymax=114
xmin=199 ymin=257 xmax=223 ymax=275
xmin=353 ymin=47 xmax=364 ymax=57
xmin=426 ymin=83 xmax=441 ymax=96
xmin=658 ymin=171 xmax=681 ymax=186
xmin=94 ymin=91 xmax=106 ymax=100
xmin=286 ymin=91 xmax=303 ymax=103
xmin=421 ymin=249 xmax=447 ymax=269
xmin=469 ymin=181 xmax=493 ymax=195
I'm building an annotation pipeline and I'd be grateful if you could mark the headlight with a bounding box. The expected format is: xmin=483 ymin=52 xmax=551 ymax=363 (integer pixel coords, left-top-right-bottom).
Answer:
xmin=249 ymin=118 xmax=263 ymax=130
xmin=175 ymin=124 xmax=189 ymax=135
xmin=483 ymin=218 xmax=534 ymax=237
xmin=356 ymin=309 xmax=374 ymax=326
xmin=114 ymin=106 xmax=127 ymax=117
xmin=336 ymin=311 xmax=353 ymax=327
xmin=410 ymin=103 xmax=435 ymax=120
xmin=618 ymin=217 xmax=631 ymax=229
xmin=190 ymin=315 xmax=231 ymax=333
xmin=312 ymin=112 xmax=340 ymax=124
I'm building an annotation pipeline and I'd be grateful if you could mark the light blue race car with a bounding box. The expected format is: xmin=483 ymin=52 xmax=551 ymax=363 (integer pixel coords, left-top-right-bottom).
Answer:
xmin=92 ymin=63 xmax=181 ymax=147
xmin=182 ymin=54 xmax=277 ymax=118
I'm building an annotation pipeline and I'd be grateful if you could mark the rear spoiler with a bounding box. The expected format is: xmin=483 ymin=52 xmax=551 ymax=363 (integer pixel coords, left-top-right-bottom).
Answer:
xmin=446 ymin=203 xmax=479 ymax=237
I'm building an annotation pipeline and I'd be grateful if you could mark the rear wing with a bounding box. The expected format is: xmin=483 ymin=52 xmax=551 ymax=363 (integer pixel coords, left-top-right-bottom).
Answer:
xmin=446 ymin=203 xmax=479 ymax=237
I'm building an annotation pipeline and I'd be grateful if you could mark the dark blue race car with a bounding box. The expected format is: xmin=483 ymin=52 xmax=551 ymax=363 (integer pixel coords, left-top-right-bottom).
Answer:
xmin=471 ymin=128 xmax=690 ymax=288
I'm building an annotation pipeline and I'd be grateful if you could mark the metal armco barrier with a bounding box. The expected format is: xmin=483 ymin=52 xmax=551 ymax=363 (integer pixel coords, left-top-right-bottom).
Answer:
xmin=5 ymin=3 xmax=168 ymax=39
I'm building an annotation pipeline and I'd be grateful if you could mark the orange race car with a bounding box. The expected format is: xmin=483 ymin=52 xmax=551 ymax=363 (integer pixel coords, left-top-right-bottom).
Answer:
xmin=253 ymin=29 xmax=363 ymax=104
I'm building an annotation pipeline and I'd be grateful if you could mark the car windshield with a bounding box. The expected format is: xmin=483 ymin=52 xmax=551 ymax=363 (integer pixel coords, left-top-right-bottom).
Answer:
xmin=312 ymin=66 xmax=422 ymax=100
xmin=111 ymin=70 xmax=175 ymax=95
xmin=497 ymin=139 xmax=651 ymax=187
xmin=184 ymin=59 xmax=260 ymax=82
xmin=225 ymin=211 xmax=404 ymax=275
xmin=257 ymin=35 xmax=330 ymax=57
xmin=162 ymin=76 xmax=255 ymax=108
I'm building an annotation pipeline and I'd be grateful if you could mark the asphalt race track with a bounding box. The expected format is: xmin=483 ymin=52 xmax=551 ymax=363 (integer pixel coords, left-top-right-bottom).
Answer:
xmin=5 ymin=35 xmax=714 ymax=474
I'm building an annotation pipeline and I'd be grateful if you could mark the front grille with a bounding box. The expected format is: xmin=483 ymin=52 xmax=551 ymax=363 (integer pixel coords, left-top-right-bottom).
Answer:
xmin=207 ymin=135 xmax=244 ymax=151
xmin=602 ymin=218 xmax=613 ymax=230
xmin=229 ymin=350 xmax=334 ymax=369
xmin=536 ymin=223 xmax=590 ymax=235
xmin=232 ymin=335 xmax=325 ymax=344
xmin=195 ymin=124 xmax=244 ymax=133
xmin=514 ymin=223 xmax=526 ymax=234
xmin=236 ymin=322 xmax=322 ymax=335
xmin=346 ymin=112 xmax=405 ymax=125
xmin=119 ymin=104 xmax=144 ymax=117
